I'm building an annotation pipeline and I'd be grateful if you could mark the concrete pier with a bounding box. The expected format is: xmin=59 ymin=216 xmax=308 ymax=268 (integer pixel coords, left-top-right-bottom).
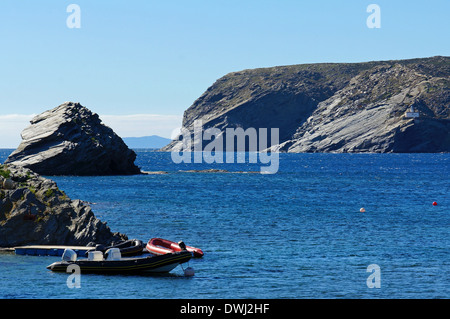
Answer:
xmin=12 ymin=245 xmax=94 ymax=256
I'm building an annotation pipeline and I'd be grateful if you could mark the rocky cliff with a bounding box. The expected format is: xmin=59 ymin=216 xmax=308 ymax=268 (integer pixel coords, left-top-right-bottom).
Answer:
xmin=0 ymin=164 xmax=126 ymax=247
xmin=162 ymin=56 xmax=449 ymax=153
xmin=5 ymin=102 xmax=141 ymax=175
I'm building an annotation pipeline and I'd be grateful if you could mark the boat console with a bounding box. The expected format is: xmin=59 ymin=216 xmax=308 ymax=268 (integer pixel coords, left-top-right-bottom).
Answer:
xmin=88 ymin=251 xmax=104 ymax=261
xmin=105 ymin=248 xmax=121 ymax=261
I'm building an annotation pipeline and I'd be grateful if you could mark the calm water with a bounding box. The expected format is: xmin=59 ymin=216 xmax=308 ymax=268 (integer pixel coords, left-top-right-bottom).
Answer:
xmin=0 ymin=149 xmax=449 ymax=299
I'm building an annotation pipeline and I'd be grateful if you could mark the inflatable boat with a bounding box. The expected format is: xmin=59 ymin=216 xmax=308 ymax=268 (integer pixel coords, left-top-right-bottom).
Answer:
xmin=106 ymin=239 xmax=144 ymax=256
xmin=146 ymin=238 xmax=204 ymax=258
xmin=47 ymin=247 xmax=192 ymax=274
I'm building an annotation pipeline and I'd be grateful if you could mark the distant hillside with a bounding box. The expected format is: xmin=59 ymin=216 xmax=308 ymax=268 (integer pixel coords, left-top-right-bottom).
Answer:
xmin=123 ymin=135 xmax=172 ymax=149
xmin=162 ymin=56 xmax=450 ymax=153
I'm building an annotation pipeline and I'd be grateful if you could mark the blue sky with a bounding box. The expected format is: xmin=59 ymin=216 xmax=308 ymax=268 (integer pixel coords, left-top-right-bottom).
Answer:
xmin=0 ymin=0 xmax=449 ymax=147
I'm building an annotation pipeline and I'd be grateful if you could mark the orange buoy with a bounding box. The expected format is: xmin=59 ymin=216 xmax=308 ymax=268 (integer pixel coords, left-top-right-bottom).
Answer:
xmin=360 ymin=208 xmax=366 ymax=213
xmin=432 ymin=202 xmax=437 ymax=206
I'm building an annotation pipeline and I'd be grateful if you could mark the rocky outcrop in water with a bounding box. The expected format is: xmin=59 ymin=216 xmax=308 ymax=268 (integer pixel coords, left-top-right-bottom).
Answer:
xmin=0 ymin=164 xmax=127 ymax=247
xmin=162 ymin=56 xmax=449 ymax=153
xmin=5 ymin=102 xmax=141 ymax=175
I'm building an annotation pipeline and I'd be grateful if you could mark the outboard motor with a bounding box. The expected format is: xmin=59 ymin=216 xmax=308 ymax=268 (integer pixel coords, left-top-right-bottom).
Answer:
xmin=62 ymin=249 xmax=77 ymax=262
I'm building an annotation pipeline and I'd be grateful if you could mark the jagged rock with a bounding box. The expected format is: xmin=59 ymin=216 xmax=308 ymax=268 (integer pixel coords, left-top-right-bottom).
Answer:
xmin=0 ymin=164 xmax=127 ymax=247
xmin=282 ymin=62 xmax=450 ymax=153
xmin=5 ymin=102 xmax=141 ymax=176
xmin=162 ymin=56 xmax=449 ymax=153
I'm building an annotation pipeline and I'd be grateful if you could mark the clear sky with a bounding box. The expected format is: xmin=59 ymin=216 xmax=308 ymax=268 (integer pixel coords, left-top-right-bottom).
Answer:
xmin=0 ymin=0 xmax=449 ymax=147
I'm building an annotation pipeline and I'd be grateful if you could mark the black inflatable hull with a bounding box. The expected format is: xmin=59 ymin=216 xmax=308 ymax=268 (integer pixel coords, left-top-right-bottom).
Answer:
xmin=47 ymin=251 xmax=192 ymax=274
xmin=109 ymin=239 xmax=144 ymax=256
xmin=89 ymin=239 xmax=145 ymax=257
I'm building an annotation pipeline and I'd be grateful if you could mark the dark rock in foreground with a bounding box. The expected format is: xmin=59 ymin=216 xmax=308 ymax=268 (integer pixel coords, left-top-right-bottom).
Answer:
xmin=0 ymin=164 xmax=127 ymax=247
xmin=5 ymin=102 xmax=141 ymax=176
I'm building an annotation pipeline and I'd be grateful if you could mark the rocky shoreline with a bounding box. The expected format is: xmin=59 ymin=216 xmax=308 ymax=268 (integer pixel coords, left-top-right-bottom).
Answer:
xmin=162 ymin=56 xmax=450 ymax=153
xmin=0 ymin=164 xmax=126 ymax=247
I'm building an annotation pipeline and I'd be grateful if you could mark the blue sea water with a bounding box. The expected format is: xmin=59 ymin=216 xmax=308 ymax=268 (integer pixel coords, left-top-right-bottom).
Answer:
xmin=0 ymin=149 xmax=449 ymax=299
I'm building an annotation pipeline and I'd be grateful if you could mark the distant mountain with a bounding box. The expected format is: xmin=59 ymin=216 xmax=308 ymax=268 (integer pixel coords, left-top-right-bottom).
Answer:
xmin=123 ymin=135 xmax=172 ymax=149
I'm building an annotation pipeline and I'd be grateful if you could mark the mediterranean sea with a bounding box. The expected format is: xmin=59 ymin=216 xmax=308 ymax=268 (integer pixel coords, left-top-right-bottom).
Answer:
xmin=0 ymin=150 xmax=448 ymax=299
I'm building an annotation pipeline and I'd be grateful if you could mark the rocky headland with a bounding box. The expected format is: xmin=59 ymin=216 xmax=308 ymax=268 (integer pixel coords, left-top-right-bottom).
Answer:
xmin=5 ymin=102 xmax=141 ymax=176
xmin=162 ymin=56 xmax=449 ymax=153
xmin=0 ymin=164 xmax=126 ymax=247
